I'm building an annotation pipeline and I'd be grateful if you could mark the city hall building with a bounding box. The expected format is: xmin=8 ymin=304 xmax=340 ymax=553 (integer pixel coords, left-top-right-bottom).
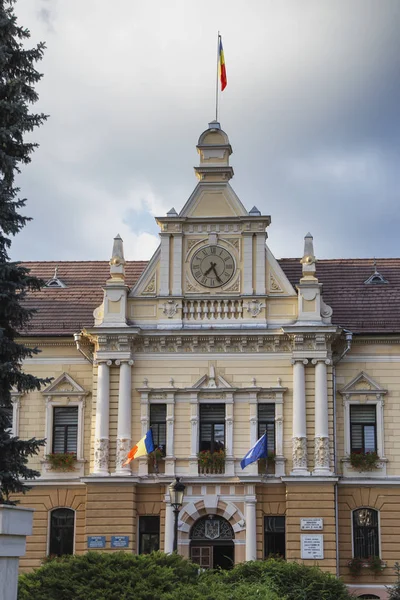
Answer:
xmin=14 ymin=121 xmax=400 ymax=598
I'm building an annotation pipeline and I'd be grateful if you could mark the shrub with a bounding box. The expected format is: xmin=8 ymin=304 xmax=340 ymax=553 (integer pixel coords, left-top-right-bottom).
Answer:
xmin=18 ymin=552 xmax=352 ymax=600
xmin=220 ymin=558 xmax=352 ymax=600
xmin=18 ymin=551 xmax=199 ymax=600
xmin=387 ymin=562 xmax=400 ymax=600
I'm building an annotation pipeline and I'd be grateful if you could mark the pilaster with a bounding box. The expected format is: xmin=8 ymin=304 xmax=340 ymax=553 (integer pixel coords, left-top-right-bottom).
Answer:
xmin=160 ymin=232 xmax=171 ymax=296
xmin=242 ymin=232 xmax=253 ymax=295
xmin=245 ymin=488 xmax=257 ymax=561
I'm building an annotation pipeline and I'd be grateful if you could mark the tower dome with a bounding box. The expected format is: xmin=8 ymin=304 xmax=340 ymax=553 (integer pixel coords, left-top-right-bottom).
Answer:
xmin=194 ymin=121 xmax=234 ymax=182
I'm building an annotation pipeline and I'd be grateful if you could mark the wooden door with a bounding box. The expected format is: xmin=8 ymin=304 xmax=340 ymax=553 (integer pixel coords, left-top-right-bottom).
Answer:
xmin=190 ymin=545 xmax=213 ymax=568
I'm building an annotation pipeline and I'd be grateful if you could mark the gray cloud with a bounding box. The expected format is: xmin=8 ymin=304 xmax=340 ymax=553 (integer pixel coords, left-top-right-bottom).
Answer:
xmin=11 ymin=0 xmax=400 ymax=262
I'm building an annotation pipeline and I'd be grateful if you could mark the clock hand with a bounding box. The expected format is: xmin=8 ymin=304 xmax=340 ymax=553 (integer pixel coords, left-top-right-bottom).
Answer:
xmin=211 ymin=265 xmax=222 ymax=283
xmin=204 ymin=262 xmax=217 ymax=277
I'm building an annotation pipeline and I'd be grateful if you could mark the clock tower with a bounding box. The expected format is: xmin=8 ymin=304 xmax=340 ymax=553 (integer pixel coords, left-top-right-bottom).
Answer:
xmin=129 ymin=120 xmax=296 ymax=329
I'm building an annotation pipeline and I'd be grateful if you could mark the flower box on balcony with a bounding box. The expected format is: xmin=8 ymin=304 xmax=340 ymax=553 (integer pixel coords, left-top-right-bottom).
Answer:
xmin=198 ymin=449 xmax=225 ymax=475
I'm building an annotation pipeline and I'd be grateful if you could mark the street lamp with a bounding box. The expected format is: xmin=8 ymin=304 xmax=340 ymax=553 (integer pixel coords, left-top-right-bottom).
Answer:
xmin=169 ymin=477 xmax=186 ymax=552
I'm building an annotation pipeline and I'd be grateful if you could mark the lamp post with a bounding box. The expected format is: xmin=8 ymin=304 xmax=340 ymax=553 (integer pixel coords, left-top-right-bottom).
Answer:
xmin=169 ymin=477 xmax=186 ymax=553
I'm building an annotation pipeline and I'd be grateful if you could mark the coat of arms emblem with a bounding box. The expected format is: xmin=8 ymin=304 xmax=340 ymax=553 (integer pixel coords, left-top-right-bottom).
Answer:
xmin=205 ymin=519 xmax=220 ymax=540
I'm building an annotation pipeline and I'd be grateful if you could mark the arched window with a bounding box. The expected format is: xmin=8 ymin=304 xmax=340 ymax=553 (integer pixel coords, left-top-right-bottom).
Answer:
xmin=353 ymin=508 xmax=379 ymax=559
xmin=49 ymin=508 xmax=75 ymax=556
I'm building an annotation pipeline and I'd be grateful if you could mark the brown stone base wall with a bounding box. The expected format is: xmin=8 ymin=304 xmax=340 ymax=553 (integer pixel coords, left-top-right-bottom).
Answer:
xmin=285 ymin=482 xmax=336 ymax=573
xmin=18 ymin=485 xmax=87 ymax=572
xmin=256 ymin=483 xmax=286 ymax=560
xmin=338 ymin=485 xmax=400 ymax=586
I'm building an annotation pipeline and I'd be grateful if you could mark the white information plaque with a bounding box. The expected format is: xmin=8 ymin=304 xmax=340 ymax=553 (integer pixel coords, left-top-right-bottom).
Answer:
xmin=301 ymin=534 xmax=324 ymax=560
xmin=300 ymin=518 xmax=323 ymax=531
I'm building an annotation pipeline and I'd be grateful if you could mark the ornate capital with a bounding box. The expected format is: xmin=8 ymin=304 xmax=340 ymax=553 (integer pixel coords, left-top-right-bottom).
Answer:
xmin=311 ymin=358 xmax=331 ymax=366
xmin=291 ymin=358 xmax=309 ymax=366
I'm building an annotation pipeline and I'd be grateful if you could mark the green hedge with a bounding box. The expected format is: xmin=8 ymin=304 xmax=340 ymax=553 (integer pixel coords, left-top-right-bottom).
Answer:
xmin=18 ymin=552 xmax=351 ymax=600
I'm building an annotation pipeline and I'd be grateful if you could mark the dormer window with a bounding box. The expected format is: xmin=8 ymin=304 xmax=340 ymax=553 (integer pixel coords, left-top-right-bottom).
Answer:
xmin=364 ymin=260 xmax=388 ymax=285
xmin=45 ymin=266 xmax=66 ymax=288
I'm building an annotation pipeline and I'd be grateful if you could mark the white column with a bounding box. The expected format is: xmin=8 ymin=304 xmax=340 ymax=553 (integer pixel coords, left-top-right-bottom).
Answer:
xmin=255 ymin=232 xmax=266 ymax=295
xmin=172 ymin=233 xmax=182 ymax=296
xmin=245 ymin=493 xmax=257 ymax=561
xmin=93 ymin=360 xmax=111 ymax=475
xmin=115 ymin=360 xmax=133 ymax=475
xmin=160 ymin=233 xmax=170 ymax=296
xmin=291 ymin=359 xmax=309 ymax=476
xmin=242 ymin=233 xmax=253 ymax=295
xmin=164 ymin=500 xmax=174 ymax=554
xmin=313 ymin=359 xmax=331 ymax=475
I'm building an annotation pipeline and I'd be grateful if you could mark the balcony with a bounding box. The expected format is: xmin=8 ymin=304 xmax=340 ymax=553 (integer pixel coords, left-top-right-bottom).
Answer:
xmin=198 ymin=450 xmax=226 ymax=475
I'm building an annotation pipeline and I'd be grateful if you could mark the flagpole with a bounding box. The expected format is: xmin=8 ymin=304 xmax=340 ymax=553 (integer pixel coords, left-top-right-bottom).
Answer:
xmin=215 ymin=31 xmax=220 ymax=122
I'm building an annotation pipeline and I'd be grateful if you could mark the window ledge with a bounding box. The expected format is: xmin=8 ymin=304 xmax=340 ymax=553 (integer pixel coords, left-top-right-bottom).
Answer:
xmin=40 ymin=458 xmax=86 ymax=479
xmin=341 ymin=457 xmax=387 ymax=478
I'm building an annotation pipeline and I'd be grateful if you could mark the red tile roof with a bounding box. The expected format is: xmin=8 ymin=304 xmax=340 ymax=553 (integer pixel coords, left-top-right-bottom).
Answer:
xmin=20 ymin=258 xmax=400 ymax=336
xmin=280 ymin=258 xmax=400 ymax=334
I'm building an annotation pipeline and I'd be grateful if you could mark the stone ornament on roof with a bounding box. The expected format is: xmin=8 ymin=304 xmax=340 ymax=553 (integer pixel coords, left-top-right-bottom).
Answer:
xmin=44 ymin=266 xmax=66 ymax=288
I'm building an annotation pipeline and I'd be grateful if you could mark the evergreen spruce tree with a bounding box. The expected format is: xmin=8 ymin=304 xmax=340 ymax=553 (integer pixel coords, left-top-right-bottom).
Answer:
xmin=0 ymin=0 xmax=50 ymax=504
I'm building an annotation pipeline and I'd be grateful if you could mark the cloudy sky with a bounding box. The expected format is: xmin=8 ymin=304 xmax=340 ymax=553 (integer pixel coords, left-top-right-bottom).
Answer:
xmin=11 ymin=0 xmax=400 ymax=263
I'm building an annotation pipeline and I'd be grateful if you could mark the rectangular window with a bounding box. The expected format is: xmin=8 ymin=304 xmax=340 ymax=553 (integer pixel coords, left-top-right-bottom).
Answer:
xmin=139 ymin=516 xmax=160 ymax=554
xmin=353 ymin=508 xmax=379 ymax=559
xmin=350 ymin=405 xmax=377 ymax=453
xmin=52 ymin=407 xmax=78 ymax=454
xmin=150 ymin=404 xmax=166 ymax=454
xmin=264 ymin=516 xmax=285 ymax=558
xmin=258 ymin=404 xmax=275 ymax=454
xmin=200 ymin=404 xmax=225 ymax=453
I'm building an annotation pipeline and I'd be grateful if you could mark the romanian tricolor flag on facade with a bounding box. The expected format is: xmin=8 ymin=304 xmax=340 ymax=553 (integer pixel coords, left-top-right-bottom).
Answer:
xmin=219 ymin=35 xmax=227 ymax=91
xmin=123 ymin=429 xmax=155 ymax=466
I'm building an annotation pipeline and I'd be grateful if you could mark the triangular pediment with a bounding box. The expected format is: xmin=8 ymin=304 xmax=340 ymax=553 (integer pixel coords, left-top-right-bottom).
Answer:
xmin=193 ymin=366 xmax=233 ymax=389
xmin=179 ymin=183 xmax=248 ymax=218
xmin=130 ymin=247 xmax=160 ymax=297
xmin=339 ymin=371 xmax=387 ymax=395
xmin=266 ymin=246 xmax=296 ymax=296
xmin=42 ymin=373 xmax=86 ymax=396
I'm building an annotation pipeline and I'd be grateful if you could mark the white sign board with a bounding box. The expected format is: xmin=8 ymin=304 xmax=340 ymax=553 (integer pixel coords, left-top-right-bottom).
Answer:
xmin=300 ymin=518 xmax=323 ymax=531
xmin=301 ymin=534 xmax=324 ymax=560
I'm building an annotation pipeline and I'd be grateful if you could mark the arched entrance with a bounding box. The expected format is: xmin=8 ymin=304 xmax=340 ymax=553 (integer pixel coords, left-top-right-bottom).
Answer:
xmin=190 ymin=515 xmax=234 ymax=569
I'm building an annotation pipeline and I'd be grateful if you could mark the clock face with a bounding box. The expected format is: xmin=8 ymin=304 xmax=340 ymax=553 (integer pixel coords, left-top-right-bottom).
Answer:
xmin=191 ymin=245 xmax=235 ymax=288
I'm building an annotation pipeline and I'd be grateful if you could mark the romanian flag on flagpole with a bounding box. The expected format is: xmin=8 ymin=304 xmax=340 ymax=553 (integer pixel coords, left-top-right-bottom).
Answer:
xmin=123 ymin=429 xmax=155 ymax=466
xmin=219 ymin=35 xmax=227 ymax=91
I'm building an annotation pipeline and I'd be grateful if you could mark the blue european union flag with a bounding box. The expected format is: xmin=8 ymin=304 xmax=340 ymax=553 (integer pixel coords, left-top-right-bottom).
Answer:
xmin=240 ymin=433 xmax=268 ymax=469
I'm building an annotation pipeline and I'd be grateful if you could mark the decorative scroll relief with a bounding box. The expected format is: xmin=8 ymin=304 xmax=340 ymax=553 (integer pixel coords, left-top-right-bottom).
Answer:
xmin=222 ymin=274 xmax=240 ymax=293
xmin=292 ymin=437 xmax=308 ymax=469
xmin=185 ymin=274 xmax=202 ymax=293
xmin=269 ymin=273 xmax=283 ymax=293
xmin=314 ymin=437 xmax=330 ymax=469
xmin=116 ymin=438 xmax=131 ymax=471
xmin=142 ymin=274 xmax=156 ymax=296
xmin=94 ymin=438 xmax=109 ymax=472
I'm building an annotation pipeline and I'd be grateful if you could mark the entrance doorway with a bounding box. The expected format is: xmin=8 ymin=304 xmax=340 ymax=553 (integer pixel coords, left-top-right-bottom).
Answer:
xmin=190 ymin=515 xmax=234 ymax=569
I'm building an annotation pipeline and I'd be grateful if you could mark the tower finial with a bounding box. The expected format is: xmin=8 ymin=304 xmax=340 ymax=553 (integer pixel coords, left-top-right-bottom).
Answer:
xmin=109 ymin=234 xmax=126 ymax=281
xmin=300 ymin=232 xmax=316 ymax=279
